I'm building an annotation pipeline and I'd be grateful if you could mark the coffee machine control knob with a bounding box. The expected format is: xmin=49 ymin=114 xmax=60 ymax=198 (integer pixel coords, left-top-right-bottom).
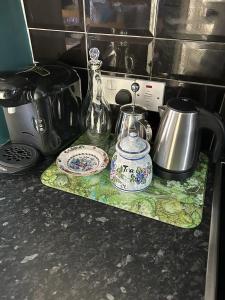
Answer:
xmin=33 ymin=118 xmax=46 ymax=133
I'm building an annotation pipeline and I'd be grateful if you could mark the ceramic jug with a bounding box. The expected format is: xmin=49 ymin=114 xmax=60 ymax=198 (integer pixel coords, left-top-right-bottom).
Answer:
xmin=110 ymin=132 xmax=152 ymax=192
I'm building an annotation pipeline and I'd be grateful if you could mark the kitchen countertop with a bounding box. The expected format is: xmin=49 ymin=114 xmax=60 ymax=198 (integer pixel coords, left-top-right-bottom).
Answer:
xmin=0 ymin=159 xmax=213 ymax=300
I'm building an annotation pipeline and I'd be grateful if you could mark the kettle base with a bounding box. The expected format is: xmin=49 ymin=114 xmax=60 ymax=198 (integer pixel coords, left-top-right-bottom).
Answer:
xmin=153 ymin=163 xmax=194 ymax=181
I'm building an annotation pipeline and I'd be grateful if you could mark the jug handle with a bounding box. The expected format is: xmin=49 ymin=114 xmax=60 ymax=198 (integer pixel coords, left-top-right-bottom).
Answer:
xmin=199 ymin=107 xmax=225 ymax=163
xmin=138 ymin=119 xmax=152 ymax=142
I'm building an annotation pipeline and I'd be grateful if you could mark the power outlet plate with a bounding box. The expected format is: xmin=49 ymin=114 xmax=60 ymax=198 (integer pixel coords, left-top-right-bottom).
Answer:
xmin=101 ymin=75 xmax=165 ymax=112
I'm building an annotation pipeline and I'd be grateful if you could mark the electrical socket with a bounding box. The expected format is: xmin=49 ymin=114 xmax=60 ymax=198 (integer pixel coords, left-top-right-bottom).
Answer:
xmin=101 ymin=75 xmax=165 ymax=112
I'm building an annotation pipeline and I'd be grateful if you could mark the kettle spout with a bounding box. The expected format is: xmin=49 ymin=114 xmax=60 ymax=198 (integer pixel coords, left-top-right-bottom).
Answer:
xmin=158 ymin=105 xmax=166 ymax=118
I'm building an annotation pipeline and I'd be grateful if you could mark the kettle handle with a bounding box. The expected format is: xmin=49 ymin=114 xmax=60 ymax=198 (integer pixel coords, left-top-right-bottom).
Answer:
xmin=138 ymin=119 xmax=152 ymax=142
xmin=199 ymin=107 xmax=225 ymax=163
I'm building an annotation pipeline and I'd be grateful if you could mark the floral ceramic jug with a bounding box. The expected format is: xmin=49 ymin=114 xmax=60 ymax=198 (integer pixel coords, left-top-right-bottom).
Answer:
xmin=110 ymin=132 xmax=152 ymax=192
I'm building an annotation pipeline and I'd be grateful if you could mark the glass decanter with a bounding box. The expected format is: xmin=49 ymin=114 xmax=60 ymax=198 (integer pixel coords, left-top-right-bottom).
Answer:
xmin=85 ymin=48 xmax=111 ymax=143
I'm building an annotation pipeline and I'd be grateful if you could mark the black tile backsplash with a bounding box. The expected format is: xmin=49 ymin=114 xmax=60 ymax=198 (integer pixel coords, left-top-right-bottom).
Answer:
xmin=24 ymin=0 xmax=84 ymax=32
xmin=152 ymin=78 xmax=225 ymax=113
xmin=30 ymin=30 xmax=86 ymax=68
xmin=22 ymin=0 xmax=225 ymax=122
xmin=156 ymin=0 xmax=225 ymax=42
xmin=85 ymin=0 xmax=153 ymax=36
xmin=152 ymin=39 xmax=225 ymax=85
xmin=87 ymin=34 xmax=152 ymax=75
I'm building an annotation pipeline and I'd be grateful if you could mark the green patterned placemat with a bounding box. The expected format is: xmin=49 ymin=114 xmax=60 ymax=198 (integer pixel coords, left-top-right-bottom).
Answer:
xmin=41 ymin=133 xmax=208 ymax=229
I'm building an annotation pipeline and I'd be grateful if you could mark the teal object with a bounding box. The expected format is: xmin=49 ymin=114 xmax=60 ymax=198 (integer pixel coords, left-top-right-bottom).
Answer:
xmin=0 ymin=109 xmax=8 ymax=144
xmin=0 ymin=0 xmax=33 ymax=144
xmin=0 ymin=0 xmax=32 ymax=71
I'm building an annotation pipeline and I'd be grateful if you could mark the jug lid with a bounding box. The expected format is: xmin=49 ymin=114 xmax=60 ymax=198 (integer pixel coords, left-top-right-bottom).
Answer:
xmin=120 ymin=104 xmax=146 ymax=115
xmin=116 ymin=132 xmax=150 ymax=159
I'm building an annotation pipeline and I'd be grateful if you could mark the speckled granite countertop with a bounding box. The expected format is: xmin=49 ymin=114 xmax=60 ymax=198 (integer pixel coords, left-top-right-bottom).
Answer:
xmin=0 ymin=159 xmax=213 ymax=300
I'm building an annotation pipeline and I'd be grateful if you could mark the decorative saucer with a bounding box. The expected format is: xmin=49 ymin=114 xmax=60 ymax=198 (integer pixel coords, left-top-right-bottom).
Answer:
xmin=56 ymin=145 xmax=109 ymax=176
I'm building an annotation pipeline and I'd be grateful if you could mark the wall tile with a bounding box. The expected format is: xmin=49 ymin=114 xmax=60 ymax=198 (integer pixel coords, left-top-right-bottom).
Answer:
xmin=87 ymin=34 xmax=153 ymax=75
xmin=24 ymin=0 xmax=84 ymax=32
xmin=30 ymin=30 xmax=86 ymax=68
xmin=152 ymin=39 xmax=225 ymax=85
xmin=156 ymin=0 xmax=225 ymax=42
xmin=85 ymin=0 xmax=153 ymax=36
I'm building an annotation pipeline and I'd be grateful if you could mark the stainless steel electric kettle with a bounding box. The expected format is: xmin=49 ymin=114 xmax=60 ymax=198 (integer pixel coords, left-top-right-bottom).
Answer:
xmin=152 ymin=97 xmax=225 ymax=180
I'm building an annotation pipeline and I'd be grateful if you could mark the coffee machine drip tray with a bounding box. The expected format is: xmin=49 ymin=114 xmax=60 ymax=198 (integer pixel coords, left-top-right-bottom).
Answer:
xmin=0 ymin=143 xmax=39 ymax=174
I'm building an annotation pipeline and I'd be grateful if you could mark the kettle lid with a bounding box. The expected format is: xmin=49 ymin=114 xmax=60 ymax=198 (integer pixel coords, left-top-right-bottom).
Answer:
xmin=116 ymin=132 xmax=150 ymax=159
xmin=168 ymin=97 xmax=197 ymax=113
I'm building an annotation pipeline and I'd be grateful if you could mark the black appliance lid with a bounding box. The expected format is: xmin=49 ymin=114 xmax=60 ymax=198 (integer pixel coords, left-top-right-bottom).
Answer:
xmin=167 ymin=97 xmax=197 ymax=113
xmin=18 ymin=64 xmax=80 ymax=95
xmin=0 ymin=63 xmax=80 ymax=103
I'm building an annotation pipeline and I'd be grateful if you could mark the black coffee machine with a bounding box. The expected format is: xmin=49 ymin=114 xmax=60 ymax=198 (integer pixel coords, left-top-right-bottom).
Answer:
xmin=0 ymin=63 xmax=83 ymax=174
xmin=0 ymin=63 xmax=82 ymax=156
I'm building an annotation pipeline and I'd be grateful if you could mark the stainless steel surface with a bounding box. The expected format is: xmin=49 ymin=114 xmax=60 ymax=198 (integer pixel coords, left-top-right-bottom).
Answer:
xmin=152 ymin=107 xmax=198 ymax=172
xmin=115 ymin=104 xmax=152 ymax=141
xmin=204 ymin=162 xmax=223 ymax=300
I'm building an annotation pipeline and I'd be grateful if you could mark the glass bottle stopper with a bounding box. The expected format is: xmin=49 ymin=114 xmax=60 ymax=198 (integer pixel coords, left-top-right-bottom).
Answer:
xmin=89 ymin=48 xmax=100 ymax=62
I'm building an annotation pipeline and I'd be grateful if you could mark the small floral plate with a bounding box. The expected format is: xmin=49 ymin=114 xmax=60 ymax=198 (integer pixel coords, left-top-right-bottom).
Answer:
xmin=56 ymin=145 xmax=109 ymax=176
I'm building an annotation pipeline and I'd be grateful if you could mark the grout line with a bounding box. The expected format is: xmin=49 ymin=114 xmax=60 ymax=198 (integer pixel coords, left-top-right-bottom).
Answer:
xmin=154 ymin=36 xmax=225 ymax=45
xmin=27 ymin=28 xmax=225 ymax=46
xmin=150 ymin=35 xmax=156 ymax=77
xmin=82 ymin=0 xmax=89 ymax=66
xmin=82 ymin=0 xmax=87 ymax=33
xmin=152 ymin=77 xmax=225 ymax=88
xmin=20 ymin=0 xmax=34 ymax=64
xmin=74 ymin=69 xmax=225 ymax=89
xmin=74 ymin=69 xmax=225 ymax=88
xmin=29 ymin=28 xmax=153 ymax=40
xmin=150 ymin=0 xmax=159 ymax=37
xmin=101 ymin=70 xmax=151 ymax=79
xmin=84 ymin=32 xmax=88 ymax=66
xmin=29 ymin=27 xmax=85 ymax=34
xmin=86 ymin=32 xmax=153 ymax=40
